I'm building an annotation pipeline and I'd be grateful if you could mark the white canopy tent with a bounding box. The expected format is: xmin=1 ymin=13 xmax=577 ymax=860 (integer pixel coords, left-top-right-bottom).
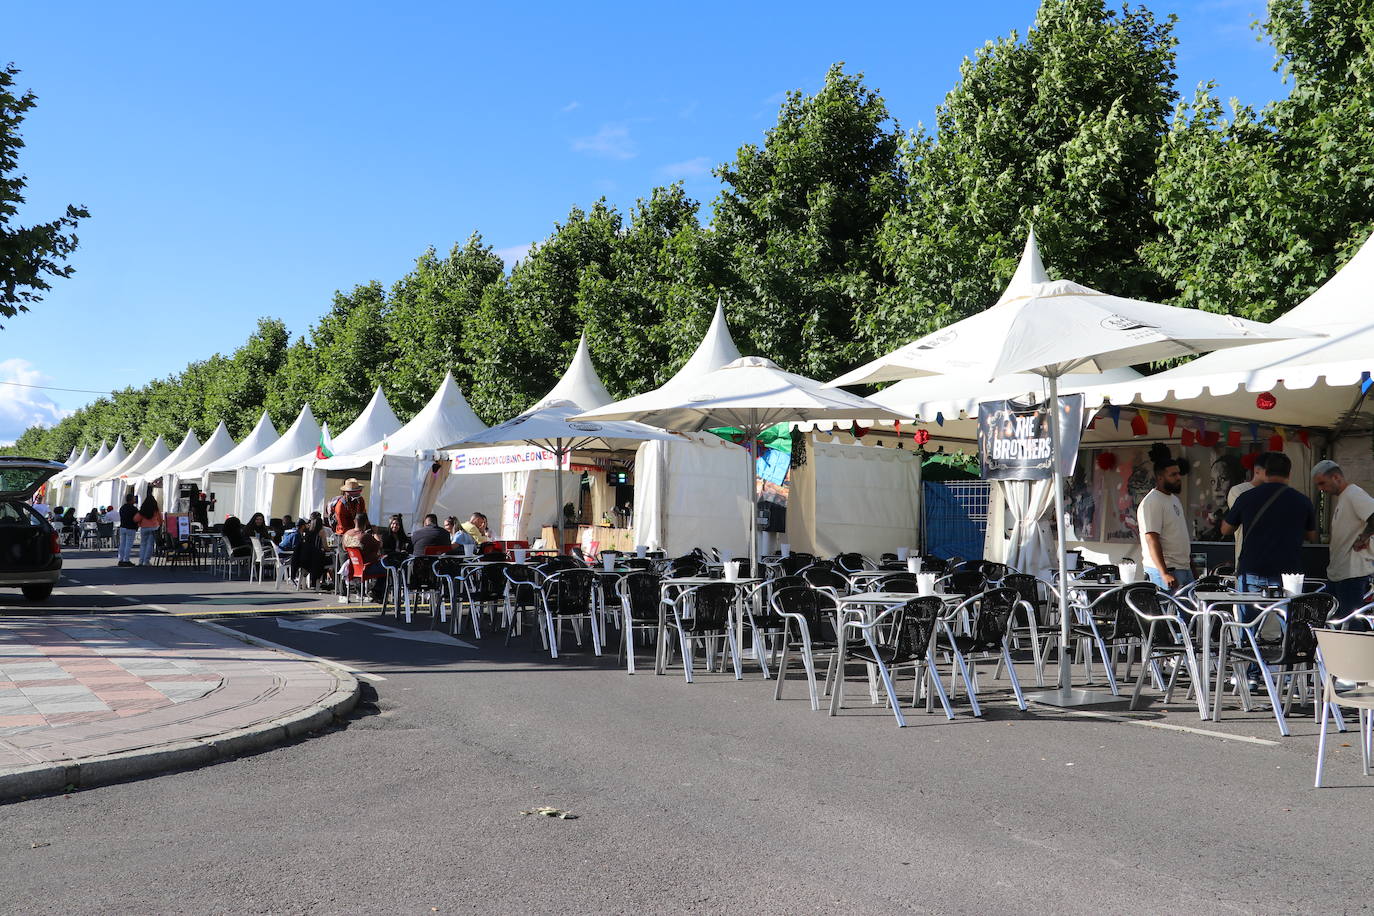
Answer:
xmin=128 ymin=429 xmax=201 ymax=504
xmin=45 ymin=444 xmax=93 ymax=510
xmin=259 ymin=388 xmax=400 ymax=521
xmin=73 ymin=438 xmax=128 ymax=513
xmin=1081 ymin=227 xmax=1374 ymax=432
xmin=788 ymin=438 xmax=923 ymax=558
xmin=194 ymin=413 xmax=279 ymax=522
xmin=446 ymin=337 xmax=680 ymax=548
xmin=92 ymin=436 xmax=170 ymax=509
xmin=160 ymin=423 xmax=237 ymax=520
xmin=632 ymin=301 xmax=753 ymax=556
xmin=231 ymin=405 xmax=320 ymax=520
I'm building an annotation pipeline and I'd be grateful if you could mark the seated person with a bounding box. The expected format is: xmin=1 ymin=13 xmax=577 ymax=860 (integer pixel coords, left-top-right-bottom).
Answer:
xmin=281 ymin=519 xmax=304 ymax=552
xmin=460 ymin=512 xmax=492 ymax=545
xmin=411 ymin=514 xmax=451 ymax=555
xmin=341 ymin=511 xmax=385 ymax=600
xmin=379 ymin=514 xmax=411 ymax=554
xmin=222 ymin=516 xmax=253 ymax=558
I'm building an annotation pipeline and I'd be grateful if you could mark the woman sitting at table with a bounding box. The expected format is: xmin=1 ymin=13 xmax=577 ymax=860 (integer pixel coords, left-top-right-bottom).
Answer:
xmin=379 ymin=514 xmax=411 ymax=554
xmin=342 ymin=511 xmax=386 ymax=601
xmin=244 ymin=512 xmax=270 ymax=541
xmin=222 ymin=516 xmax=253 ymax=559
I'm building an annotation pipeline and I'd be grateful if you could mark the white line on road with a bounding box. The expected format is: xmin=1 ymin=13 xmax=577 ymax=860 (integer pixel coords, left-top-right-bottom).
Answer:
xmin=1063 ymin=708 xmax=1280 ymax=747
xmin=146 ymin=605 xmax=169 ymax=612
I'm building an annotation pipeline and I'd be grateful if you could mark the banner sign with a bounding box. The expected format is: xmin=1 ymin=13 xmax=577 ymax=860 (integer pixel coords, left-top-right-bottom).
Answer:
xmin=449 ymin=446 xmax=612 ymax=475
xmin=977 ymin=394 xmax=1084 ymax=480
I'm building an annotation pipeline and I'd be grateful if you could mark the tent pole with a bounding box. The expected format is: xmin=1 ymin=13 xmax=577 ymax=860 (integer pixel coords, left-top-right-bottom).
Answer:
xmin=1026 ymin=374 xmax=1118 ymax=707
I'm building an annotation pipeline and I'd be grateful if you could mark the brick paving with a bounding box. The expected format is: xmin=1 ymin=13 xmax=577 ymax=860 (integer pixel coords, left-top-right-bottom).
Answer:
xmin=0 ymin=614 xmax=356 ymax=781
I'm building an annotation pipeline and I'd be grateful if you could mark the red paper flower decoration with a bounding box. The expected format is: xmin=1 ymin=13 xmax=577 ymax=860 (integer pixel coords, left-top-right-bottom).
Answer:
xmin=1200 ymin=430 xmax=1220 ymax=447
xmin=1096 ymin=452 xmax=1118 ymax=471
xmin=1181 ymin=429 xmax=1196 ymax=447
xmin=913 ymin=429 xmax=931 ymax=445
xmin=1256 ymin=392 xmax=1277 ymax=410
xmin=1241 ymin=452 xmax=1257 ymax=470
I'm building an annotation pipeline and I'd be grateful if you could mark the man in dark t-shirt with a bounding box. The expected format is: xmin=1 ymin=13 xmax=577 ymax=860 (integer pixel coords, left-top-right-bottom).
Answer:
xmin=1222 ymin=451 xmax=1316 ymax=591
xmin=410 ymin=514 xmax=452 ymax=556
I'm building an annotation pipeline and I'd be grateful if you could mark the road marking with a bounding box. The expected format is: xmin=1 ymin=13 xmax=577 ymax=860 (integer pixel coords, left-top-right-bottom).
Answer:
xmin=1062 ymin=708 xmax=1281 ymax=747
xmin=146 ymin=604 xmax=169 ymax=612
xmin=193 ymin=619 xmax=385 ymax=682
xmin=119 ymin=596 xmax=140 ymax=603
xmin=101 ymin=590 xmax=117 ymax=595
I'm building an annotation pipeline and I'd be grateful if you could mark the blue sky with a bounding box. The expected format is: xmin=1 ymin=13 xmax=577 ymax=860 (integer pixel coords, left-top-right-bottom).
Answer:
xmin=4 ymin=0 xmax=1281 ymax=442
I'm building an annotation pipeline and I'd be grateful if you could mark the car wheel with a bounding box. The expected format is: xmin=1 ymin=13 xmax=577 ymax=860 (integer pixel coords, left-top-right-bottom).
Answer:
xmin=22 ymin=584 xmax=53 ymax=601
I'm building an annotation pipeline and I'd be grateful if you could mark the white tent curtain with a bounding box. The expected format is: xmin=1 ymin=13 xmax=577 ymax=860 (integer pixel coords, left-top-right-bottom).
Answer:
xmin=632 ymin=433 xmax=750 ymax=557
xmin=1000 ymin=478 xmax=1057 ymax=578
xmin=500 ymin=469 xmax=579 ymax=543
xmin=789 ymin=439 xmax=922 ymax=558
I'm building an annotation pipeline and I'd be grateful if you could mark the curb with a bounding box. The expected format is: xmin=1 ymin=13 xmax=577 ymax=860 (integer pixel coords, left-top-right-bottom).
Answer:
xmin=0 ymin=624 xmax=360 ymax=803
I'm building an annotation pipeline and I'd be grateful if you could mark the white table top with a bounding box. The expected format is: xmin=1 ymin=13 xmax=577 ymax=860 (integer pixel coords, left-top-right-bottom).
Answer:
xmin=837 ymin=591 xmax=938 ymax=605
xmin=661 ymin=576 xmax=763 ymax=587
xmin=1193 ymin=591 xmax=1288 ymax=604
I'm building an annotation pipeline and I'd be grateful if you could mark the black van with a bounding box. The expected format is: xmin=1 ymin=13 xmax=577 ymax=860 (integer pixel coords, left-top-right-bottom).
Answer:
xmin=0 ymin=457 xmax=65 ymax=601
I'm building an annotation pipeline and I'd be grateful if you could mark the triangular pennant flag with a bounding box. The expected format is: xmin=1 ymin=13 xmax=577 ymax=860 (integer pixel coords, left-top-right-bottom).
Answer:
xmin=1220 ymin=421 xmax=1231 ymax=437
xmin=1362 ymin=371 xmax=1373 ymax=394
xmin=1181 ymin=429 xmax=1195 ymax=447
xmin=1138 ymin=409 xmax=1151 ymax=427
xmin=1248 ymin=423 xmax=1259 ymax=442
xmin=1227 ymin=428 xmax=1242 ymax=448
xmin=935 ymin=412 xmax=944 ymax=427
xmin=1297 ymin=429 xmax=1310 ymax=447
xmin=1108 ymin=405 xmax=1121 ymax=430
xmin=1130 ymin=414 xmax=1148 ymax=437
xmin=1165 ymin=413 xmax=1177 ymax=436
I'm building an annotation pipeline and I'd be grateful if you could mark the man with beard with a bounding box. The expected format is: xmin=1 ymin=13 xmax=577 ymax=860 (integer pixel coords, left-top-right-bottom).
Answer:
xmin=1138 ymin=451 xmax=1193 ymax=591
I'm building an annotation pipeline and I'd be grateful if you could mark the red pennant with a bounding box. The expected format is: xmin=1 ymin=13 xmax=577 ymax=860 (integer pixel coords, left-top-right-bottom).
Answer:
xmin=1130 ymin=415 xmax=1148 ymax=437
xmin=1227 ymin=429 xmax=1242 ymax=448
xmin=1297 ymin=429 xmax=1310 ymax=447
xmin=1241 ymin=452 xmax=1257 ymax=470
xmin=1268 ymin=433 xmax=1285 ymax=451
xmin=1200 ymin=430 xmax=1220 ymax=447
xmin=1165 ymin=413 xmax=1178 ymax=435
xmin=1181 ymin=429 xmax=1195 ymax=447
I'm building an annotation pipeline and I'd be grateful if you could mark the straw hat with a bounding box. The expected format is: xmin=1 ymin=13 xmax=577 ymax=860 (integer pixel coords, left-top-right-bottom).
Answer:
xmin=340 ymin=478 xmax=363 ymax=493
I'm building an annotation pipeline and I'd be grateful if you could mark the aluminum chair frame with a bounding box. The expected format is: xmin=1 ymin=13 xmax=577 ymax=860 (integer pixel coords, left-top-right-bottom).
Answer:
xmin=1313 ymin=628 xmax=1374 ymax=787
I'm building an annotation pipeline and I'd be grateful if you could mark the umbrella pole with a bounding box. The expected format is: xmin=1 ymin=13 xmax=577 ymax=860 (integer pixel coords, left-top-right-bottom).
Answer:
xmin=1026 ymin=374 xmax=1118 ymax=707
xmin=555 ymin=438 xmax=566 ymax=555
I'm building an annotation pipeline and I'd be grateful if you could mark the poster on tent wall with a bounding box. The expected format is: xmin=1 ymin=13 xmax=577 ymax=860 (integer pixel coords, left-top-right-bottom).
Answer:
xmin=1098 ymin=446 xmax=1163 ymax=543
xmin=1187 ymin=445 xmax=1246 ymax=541
xmin=977 ymin=395 xmax=1084 ymax=480
xmin=1064 ymin=450 xmax=1099 ymax=541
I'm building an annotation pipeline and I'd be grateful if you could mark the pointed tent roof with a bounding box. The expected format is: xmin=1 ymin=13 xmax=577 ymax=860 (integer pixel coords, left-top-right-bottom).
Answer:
xmin=276 ymin=373 xmax=487 ymax=470
xmin=87 ymin=442 xmax=109 ymax=466
xmin=1085 ymin=227 xmax=1374 ymax=427
xmin=235 ymin=404 xmax=320 ymax=468
xmin=76 ymin=437 xmax=128 ymax=480
xmin=330 ymin=386 xmax=401 ymax=455
xmin=167 ymin=422 xmax=236 ymax=476
xmin=63 ymin=445 xmax=79 ymax=465
xmin=662 ymin=300 xmax=743 ymax=392
xmin=66 ymin=445 xmax=91 ymax=471
xmin=996 ymin=226 xmax=1049 ymax=305
xmin=202 ymin=413 xmax=279 ymax=473
xmin=119 ymin=436 xmax=171 ymax=479
xmin=96 ymin=440 xmax=151 ymax=484
xmin=134 ymin=429 xmax=201 ymax=483
xmin=534 ymin=334 xmax=612 ymax=410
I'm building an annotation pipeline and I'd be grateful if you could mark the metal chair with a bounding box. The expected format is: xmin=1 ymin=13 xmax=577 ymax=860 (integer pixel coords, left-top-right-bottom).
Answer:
xmin=662 ymin=582 xmax=740 ymax=683
xmin=935 ymin=588 xmax=1029 ymax=716
xmin=1313 ymin=628 xmax=1374 ymax=787
xmin=829 ymin=596 xmax=955 ymax=726
xmin=1124 ymin=587 xmax=1207 ymax=719
xmin=770 ymin=585 xmax=838 ymax=710
xmin=535 ymin=568 xmax=602 ymax=658
xmin=615 ymin=571 xmax=663 ymax=674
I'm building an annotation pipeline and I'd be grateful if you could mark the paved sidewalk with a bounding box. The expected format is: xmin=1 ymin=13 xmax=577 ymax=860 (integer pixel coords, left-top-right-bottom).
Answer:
xmin=0 ymin=614 xmax=358 ymax=800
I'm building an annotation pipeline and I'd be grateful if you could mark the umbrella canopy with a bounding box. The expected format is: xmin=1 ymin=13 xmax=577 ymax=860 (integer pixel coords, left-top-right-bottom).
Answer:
xmin=830 ymin=229 xmax=1316 ymax=388
xmin=445 ymin=335 xmax=680 ymax=551
xmin=579 ymin=355 xmax=908 ymax=570
xmin=827 ymin=228 xmax=1319 ymax=706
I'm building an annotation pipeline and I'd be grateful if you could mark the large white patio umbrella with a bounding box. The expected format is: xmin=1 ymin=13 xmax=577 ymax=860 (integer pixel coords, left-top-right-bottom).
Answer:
xmin=443 ymin=335 xmax=683 ymax=553
xmin=577 ymin=354 xmax=908 ymax=572
xmin=829 ymin=229 xmax=1320 ymax=705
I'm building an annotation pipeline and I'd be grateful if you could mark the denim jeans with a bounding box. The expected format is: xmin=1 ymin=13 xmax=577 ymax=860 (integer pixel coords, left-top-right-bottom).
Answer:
xmin=1144 ymin=567 xmax=1194 ymax=593
xmin=138 ymin=530 xmax=157 ymax=565
xmin=117 ymin=528 xmax=136 ymax=563
xmin=1235 ymin=574 xmax=1282 ymax=681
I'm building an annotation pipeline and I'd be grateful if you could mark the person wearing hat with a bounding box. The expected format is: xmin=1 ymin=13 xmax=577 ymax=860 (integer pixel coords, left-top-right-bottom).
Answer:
xmin=1312 ymin=459 xmax=1374 ymax=615
xmin=331 ymin=478 xmax=366 ymax=536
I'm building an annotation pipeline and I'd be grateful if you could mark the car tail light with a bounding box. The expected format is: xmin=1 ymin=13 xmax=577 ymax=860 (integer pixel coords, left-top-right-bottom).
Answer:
xmin=50 ymin=532 xmax=61 ymax=554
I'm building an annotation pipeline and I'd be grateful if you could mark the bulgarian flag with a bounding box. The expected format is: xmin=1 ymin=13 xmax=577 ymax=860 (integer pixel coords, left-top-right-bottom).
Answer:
xmin=315 ymin=424 xmax=335 ymax=460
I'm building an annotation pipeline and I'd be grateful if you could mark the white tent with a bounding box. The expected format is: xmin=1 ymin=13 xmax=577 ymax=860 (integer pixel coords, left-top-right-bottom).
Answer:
xmin=161 ymin=423 xmax=236 ymax=519
xmin=260 ymin=387 xmax=401 ymax=521
xmin=232 ymin=405 xmax=320 ymax=520
xmin=97 ymin=436 xmax=171 ymax=508
xmin=1082 ymin=227 xmax=1374 ymax=431
xmin=789 ymin=438 xmax=923 ymax=558
xmin=74 ymin=437 xmax=128 ymax=513
xmin=46 ymin=444 xmax=92 ymax=509
xmin=194 ymin=413 xmax=279 ymax=522
xmin=632 ymin=301 xmax=753 ymax=555
xmin=84 ymin=439 xmax=150 ymax=512
xmin=128 ymin=429 xmax=201 ymax=503
xmin=446 ymin=337 xmax=677 ymax=546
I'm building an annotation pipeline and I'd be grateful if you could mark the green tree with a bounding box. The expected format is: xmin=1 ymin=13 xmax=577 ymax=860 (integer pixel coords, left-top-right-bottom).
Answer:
xmin=711 ymin=63 xmax=901 ymax=378
xmin=1147 ymin=1 xmax=1374 ymax=320
xmin=200 ymin=318 xmax=291 ymax=437
xmin=0 ymin=64 xmax=89 ymax=324
xmin=308 ymin=282 xmax=397 ymax=430
xmin=876 ymin=0 xmax=1177 ymax=349
xmin=384 ymin=233 xmax=506 ymax=416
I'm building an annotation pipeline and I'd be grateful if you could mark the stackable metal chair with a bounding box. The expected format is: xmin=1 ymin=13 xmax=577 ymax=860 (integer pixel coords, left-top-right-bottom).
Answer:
xmin=662 ymin=582 xmax=740 ymax=683
xmin=829 ymin=595 xmax=955 ymax=726
xmin=615 ymin=570 xmax=663 ymax=674
xmin=1124 ymin=587 xmax=1207 ymax=718
xmin=1313 ymin=628 xmax=1374 ymax=787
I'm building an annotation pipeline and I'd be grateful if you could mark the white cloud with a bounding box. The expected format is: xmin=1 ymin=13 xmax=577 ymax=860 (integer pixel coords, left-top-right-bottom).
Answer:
xmin=494 ymin=243 xmax=533 ymax=269
xmin=658 ymin=156 xmax=712 ymax=179
xmin=0 ymin=359 xmax=70 ymax=445
xmin=571 ymin=123 xmax=637 ymax=160
xmin=561 ymin=101 xmax=580 ymax=113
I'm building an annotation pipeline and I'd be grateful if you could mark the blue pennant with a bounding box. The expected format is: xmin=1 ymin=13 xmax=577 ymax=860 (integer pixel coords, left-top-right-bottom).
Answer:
xmin=1362 ymin=371 xmax=1372 ymax=395
xmin=1108 ymin=405 xmax=1121 ymax=430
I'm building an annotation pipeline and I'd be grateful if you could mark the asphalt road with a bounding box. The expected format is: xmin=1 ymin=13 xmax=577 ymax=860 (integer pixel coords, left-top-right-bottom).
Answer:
xmin=3 ymin=556 xmax=1370 ymax=914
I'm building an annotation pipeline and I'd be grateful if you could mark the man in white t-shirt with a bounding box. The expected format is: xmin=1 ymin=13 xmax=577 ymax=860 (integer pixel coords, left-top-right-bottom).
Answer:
xmin=1138 ymin=456 xmax=1193 ymax=591
xmin=1312 ymin=460 xmax=1374 ymax=615
xmin=1226 ymin=458 xmax=1268 ymax=566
